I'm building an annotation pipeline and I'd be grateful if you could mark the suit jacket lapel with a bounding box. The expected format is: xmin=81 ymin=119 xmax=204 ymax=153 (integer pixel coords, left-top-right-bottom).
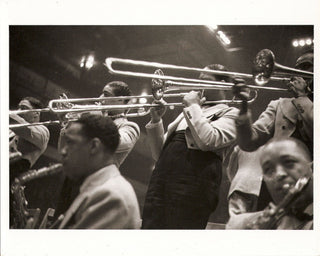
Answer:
xmin=58 ymin=192 xmax=87 ymax=228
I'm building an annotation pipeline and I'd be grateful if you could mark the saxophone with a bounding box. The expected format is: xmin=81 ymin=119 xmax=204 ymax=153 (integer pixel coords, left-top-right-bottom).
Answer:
xmin=10 ymin=163 xmax=63 ymax=229
xmin=246 ymin=176 xmax=311 ymax=229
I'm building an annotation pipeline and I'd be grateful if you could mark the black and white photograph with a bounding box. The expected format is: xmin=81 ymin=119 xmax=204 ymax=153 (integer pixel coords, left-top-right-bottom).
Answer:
xmin=1 ymin=1 xmax=319 ymax=256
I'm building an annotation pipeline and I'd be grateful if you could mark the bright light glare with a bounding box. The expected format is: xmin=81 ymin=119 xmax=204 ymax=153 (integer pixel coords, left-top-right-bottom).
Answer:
xmin=139 ymin=91 xmax=148 ymax=104
xmin=217 ymin=31 xmax=231 ymax=45
xmin=299 ymin=39 xmax=305 ymax=46
xmin=139 ymin=98 xmax=147 ymax=104
xmin=292 ymin=40 xmax=299 ymax=47
xmin=131 ymin=98 xmax=137 ymax=104
xmin=207 ymin=25 xmax=218 ymax=31
xmin=306 ymin=38 xmax=312 ymax=45
xmin=87 ymin=55 xmax=94 ymax=62
xmin=85 ymin=61 xmax=94 ymax=69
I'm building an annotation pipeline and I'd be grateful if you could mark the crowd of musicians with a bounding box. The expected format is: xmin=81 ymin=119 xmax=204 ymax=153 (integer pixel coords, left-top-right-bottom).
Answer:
xmin=9 ymin=50 xmax=314 ymax=230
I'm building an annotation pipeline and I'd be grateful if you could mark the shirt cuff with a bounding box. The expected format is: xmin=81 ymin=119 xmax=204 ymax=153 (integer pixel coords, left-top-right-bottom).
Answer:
xmin=145 ymin=119 xmax=163 ymax=129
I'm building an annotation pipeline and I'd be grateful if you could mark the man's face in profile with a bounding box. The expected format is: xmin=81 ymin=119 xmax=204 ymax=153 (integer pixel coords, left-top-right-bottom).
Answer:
xmin=60 ymin=122 xmax=91 ymax=180
xmin=260 ymin=140 xmax=312 ymax=204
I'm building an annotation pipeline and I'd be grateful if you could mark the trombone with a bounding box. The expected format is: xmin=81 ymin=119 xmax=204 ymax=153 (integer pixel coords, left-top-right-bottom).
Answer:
xmin=105 ymin=48 xmax=313 ymax=87
xmin=9 ymin=91 xmax=258 ymax=129
xmin=150 ymin=69 xmax=286 ymax=100
xmin=252 ymin=49 xmax=313 ymax=86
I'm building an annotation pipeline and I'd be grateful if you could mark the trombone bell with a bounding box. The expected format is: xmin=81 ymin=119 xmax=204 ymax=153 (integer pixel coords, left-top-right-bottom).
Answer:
xmin=252 ymin=49 xmax=313 ymax=86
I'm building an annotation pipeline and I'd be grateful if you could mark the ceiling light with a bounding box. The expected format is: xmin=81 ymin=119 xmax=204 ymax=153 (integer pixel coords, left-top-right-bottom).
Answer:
xmin=217 ymin=31 xmax=231 ymax=45
xmin=207 ymin=25 xmax=218 ymax=32
xmin=292 ymin=40 xmax=299 ymax=47
xmin=299 ymin=39 xmax=305 ymax=47
xmin=306 ymin=38 xmax=312 ymax=45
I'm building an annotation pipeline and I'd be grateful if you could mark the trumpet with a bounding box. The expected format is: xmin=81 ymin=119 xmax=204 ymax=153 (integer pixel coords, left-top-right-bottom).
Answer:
xmin=252 ymin=49 xmax=313 ymax=86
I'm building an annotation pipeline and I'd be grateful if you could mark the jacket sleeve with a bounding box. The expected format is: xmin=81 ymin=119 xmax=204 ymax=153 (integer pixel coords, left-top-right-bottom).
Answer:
xmin=236 ymin=100 xmax=277 ymax=152
xmin=10 ymin=113 xmax=50 ymax=149
xmin=292 ymin=96 xmax=313 ymax=142
xmin=72 ymin=190 xmax=134 ymax=229
xmin=145 ymin=119 xmax=166 ymax=161
xmin=116 ymin=121 xmax=140 ymax=154
xmin=183 ymin=104 xmax=238 ymax=151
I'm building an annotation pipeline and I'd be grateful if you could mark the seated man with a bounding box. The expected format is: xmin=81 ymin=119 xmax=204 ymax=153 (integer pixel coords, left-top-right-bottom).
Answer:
xmin=58 ymin=114 xmax=140 ymax=229
xmin=10 ymin=97 xmax=50 ymax=181
xmin=226 ymin=137 xmax=313 ymax=229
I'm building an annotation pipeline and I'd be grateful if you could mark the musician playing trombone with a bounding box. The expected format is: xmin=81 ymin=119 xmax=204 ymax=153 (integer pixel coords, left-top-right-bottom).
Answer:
xmin=142 ymin=64 xmax=239 ymax=229
xmin=9 ymin=97 xmax=50 ymax=182
xmin=226 ymin=51 xmax=314 ymax=229
xmin=9 ymin=96 xmax=50 ymax=227
xmin=227 ymin=137 xmax=313 ymax=229
xmin=99 ymin=81 xmax=140 ymax=167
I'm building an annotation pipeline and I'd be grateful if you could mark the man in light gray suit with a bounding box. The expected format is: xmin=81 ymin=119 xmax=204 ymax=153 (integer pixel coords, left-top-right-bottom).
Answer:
xmin=58 ymin=114 xmax=140 ymax=229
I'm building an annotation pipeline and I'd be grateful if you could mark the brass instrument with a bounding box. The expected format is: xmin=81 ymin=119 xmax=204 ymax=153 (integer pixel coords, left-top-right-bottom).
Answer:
xmin=9 ymin=88 xmax=258 ymax=128
xmin=11 ymin=163 xmax=63 ymax=229
xmin=246 ymin=176 xmax=311 ymax=229
xmin=252 ymin=49 xmax=313 ymax=86
xmin=151 ymin=69 xmax=274 ymax=100
xmin=105 ymin=57 xmax=289 ymax=86
xmin=105 ymin=57 xmax=300 ymax=86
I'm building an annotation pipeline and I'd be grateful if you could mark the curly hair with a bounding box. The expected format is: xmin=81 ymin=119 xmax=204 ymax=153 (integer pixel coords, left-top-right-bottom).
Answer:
xmin=75 ymin=114 xmax=120 ymax=154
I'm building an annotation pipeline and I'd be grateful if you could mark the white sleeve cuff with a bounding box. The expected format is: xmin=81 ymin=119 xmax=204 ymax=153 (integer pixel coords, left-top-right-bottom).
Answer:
xmin=145 ymin=119 xmax=163 ymax=129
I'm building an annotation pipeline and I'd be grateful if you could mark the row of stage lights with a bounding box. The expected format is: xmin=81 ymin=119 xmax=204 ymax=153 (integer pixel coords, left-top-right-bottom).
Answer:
xmin=292 ymin=38 xmax=313 ymax=47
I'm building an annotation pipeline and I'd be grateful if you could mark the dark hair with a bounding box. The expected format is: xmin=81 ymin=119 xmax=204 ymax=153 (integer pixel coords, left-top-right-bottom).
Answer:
xmin=200 ymin=64 xmax=232 ymax=82
xmin=105 ymin=81 xmax=131 ymax=104
xmin=262 ymin=137 xmax=311 ymax=161
xmin=22 ymin=97 xmax=43 ymax=109
xmin=74 ymin=114 xmax=120 ymax=154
